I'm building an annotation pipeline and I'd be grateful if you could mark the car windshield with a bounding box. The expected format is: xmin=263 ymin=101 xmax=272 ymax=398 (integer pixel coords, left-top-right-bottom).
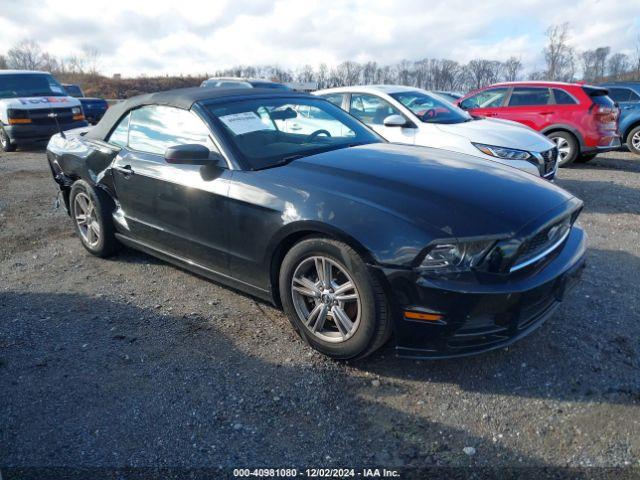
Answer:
xmin=0 ymin=73 xmax=67 ymax=99
xmin=64 ymin=85 xmax=83 ymax=97
xmin=390 ymin=91 xmax=472 ymax=124
xmin=205 ymin=97 xmax=381 ymax=169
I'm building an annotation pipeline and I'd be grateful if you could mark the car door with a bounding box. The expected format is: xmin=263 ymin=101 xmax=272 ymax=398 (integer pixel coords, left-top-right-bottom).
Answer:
xmin=348 ymin=93 xmax=415 ymax=144
xmin=497 ymin=86 xmax=553 ymax=130
xmin=459 ymin=87 xmax=510 ymax=119
xmin=109 ymin=104 xmax=233 ymax=274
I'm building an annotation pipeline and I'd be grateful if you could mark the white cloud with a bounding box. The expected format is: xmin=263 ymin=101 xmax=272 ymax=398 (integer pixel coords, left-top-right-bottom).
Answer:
xmin=0 ymin=0 xmax=638 ymax=76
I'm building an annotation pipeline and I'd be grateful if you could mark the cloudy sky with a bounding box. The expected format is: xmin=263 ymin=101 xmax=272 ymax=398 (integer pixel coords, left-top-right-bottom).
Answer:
xmin=1 ymin=0 xmax=639 ymax=76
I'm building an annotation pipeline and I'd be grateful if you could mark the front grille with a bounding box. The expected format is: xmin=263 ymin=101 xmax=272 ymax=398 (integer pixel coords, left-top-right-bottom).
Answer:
xmin=29 ymin=108 xmax=74 ymax=126
xmin=540 ymin=147 xmax=557 ymax=175
xmin=511 ymin=215 xmax=571 ymax=272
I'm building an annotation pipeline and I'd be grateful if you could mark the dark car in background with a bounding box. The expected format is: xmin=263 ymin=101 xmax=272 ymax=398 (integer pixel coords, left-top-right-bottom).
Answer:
xmin=457 ymin=81 xmax=620 ymax=166
xmin=46 ymin=87 xmax=586 ymax=360
xmin=200 ymin=77 xmax=291 ymax=90
xmin=63 ymin=84 xmax=109 ymax=124
xmin=599 ymin=82 xmax=640 ymax=156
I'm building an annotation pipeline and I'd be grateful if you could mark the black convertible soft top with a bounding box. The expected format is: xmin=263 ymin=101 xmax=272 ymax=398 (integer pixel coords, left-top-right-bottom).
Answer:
xmin=86 ymin=86 xmax=309 ymax=141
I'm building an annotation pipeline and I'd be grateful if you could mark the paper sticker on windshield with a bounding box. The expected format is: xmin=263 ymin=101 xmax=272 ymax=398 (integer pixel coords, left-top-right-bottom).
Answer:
xmin=50 ymin=85 xmax=64 ymax=93
xmin=219 ymin=112 xmax=270 ymax=135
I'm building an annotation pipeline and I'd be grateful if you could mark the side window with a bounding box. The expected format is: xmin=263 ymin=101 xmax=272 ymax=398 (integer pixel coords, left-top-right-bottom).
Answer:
xmin=349 ymin=93 xmax=402 ymax=125
xmin=607 ymin=88 xmax=631 ymax=103
xmin=508 ymin=87 xmax=551 ymax=106
xmin=630 ymin=90 xmax=640 ymax=102
xmin=128 ymin=105 xmax=218 ymax=155
xmin=460 ymin=88 xmax=509 ymax=109
xmin=107 ymin=113 xmax=130 ymax=147
xmin=321 ymin=93 xmax=345 ymax=109
xmin=552 ymin=89 xmax=577 ymax=105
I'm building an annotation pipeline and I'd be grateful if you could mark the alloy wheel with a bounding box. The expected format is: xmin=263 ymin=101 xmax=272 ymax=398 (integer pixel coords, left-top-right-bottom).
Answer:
xmin=74 ymin=192 xmax=101 ymax=248
xmin=291 ymin=255 xmax=361 ymax=343
xmin=632 ymin=131 xmax=640 ymax=152
xmin=552 ymin=136 xmax=571 ymax=164
xmin=0 ymin=128 xmax=8 ymax=149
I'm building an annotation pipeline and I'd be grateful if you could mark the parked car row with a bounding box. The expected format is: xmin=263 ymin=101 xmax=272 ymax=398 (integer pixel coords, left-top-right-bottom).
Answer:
xmin=45 ymin=85 xmax=587 ymax=361
xmin=314 ymin=85 xmax=557 ymax=179
xmin=456 ymin=81 xmax=621 ymax=166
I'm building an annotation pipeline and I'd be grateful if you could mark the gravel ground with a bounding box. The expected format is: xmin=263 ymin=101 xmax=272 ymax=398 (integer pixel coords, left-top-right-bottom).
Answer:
xmin=0 ymin=149 xmax=639 ymax=475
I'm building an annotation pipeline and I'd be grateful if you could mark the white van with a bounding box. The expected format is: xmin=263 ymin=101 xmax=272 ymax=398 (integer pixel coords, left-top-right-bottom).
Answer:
xmin=0 ymin=70 xmax=87 ymax=152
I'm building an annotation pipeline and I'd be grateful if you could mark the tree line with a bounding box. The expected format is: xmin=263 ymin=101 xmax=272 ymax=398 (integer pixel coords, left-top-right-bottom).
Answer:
xmin=1 ymin=23 xmax=639 ymax=99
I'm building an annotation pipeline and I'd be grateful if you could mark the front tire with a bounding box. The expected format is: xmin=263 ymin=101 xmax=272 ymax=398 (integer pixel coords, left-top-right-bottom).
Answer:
xmin=0 ymin=126 xmax=16 ymax=152
xmin=279 ymin=238 xmax=391 ymax=360
xmin=547 ymin=131 xmax=578 ymax=166
xmin=69 ymin=180 xmax=120 ymax=257
xmin=627 ymin=125 xmax=640 ymax=156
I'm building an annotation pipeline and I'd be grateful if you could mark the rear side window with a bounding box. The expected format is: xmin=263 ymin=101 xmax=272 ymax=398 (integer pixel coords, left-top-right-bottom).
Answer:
xmin=552 ymin=89 xmax=577 ymax=105
xmin=128 ymin=105 xmax=218 ymax=155
xmin=607 ymin=87 xmax=639 ymax=103
xmin=107 ymin=113 xmax=130 ymax=147
xmin=583 ymin=86 xmax=616 ymax=109
xmin=508 ymin=87 xmax=551 ymax=106
xmin=320 ymin=93 xmax=346 ymax=108
xmin=607 ymin=88 xmax=630 ymax=102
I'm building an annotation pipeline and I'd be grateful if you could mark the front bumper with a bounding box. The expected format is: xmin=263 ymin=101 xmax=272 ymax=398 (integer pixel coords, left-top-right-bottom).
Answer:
xmin=376 ymin=226 xmax=586 ymax=359
xmin=4 ymin=120 xmax=88 ymax=145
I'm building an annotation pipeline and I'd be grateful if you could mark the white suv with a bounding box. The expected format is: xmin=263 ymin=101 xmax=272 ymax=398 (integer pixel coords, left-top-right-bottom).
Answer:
xmin=314 ymin=85 xmax=557 ymax=179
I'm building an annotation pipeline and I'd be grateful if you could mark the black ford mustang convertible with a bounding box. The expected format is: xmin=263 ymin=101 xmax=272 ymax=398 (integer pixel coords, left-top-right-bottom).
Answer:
xmin=47 ymin=87 xmax=586 ymax=360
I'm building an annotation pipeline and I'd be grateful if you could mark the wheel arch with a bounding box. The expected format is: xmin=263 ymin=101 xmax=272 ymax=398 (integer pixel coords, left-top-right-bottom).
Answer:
xmin=622 ymin=119 xmax=640 ymax=143
xmin=541 ymin=124 xmax=584 ymax=150
xmin=266 ymin=221 xmax=377 ymax=307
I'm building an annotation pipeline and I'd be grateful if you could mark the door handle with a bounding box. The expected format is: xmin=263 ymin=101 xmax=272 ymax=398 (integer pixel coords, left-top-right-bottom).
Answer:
xmin=113 ymin=164 xmax=134 ymax=176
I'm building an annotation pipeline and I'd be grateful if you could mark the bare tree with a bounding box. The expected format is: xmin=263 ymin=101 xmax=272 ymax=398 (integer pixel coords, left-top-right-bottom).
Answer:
xmin=316 ymin=63 xmax=328 ymax=89
xmin=607 ymin=53 xmax=630 ymax=80
xmin=335 ymin=61 xmax=362 ymax=86
xmin=296 ymin=64 xmax=315 ymax=83
xmin=502 ymin=57 xmax=523 ymax=82
xmin=544 ymin=23 xmax=576 ymax=81
xmin=6 ymin=40 xmax=45 ymax=70
xmin=361 ymin=61 xmax=378 ymax=84
xmin=581 ymin=50 xmax=597 ymax=82
xmin=465 ymin=59 xmax=503 ymax=90
xmin=592 ymin=46 xmax=610 ymax=81
xmin=0 ymin=54 xmax=7 ymax=69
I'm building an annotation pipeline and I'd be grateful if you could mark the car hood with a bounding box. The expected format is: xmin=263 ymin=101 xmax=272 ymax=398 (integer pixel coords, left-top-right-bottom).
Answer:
xmin=286 ymin=143 xmax=574 ymax=238
xmin=435 ymin=117 xmax=554 ymax=151
xmin=0 ymin=96 xmax=81 ymax=110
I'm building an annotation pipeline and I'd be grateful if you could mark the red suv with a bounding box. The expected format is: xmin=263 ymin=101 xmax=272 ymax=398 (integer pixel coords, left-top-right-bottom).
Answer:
xmin=457 ymin=81 xmax=620 ymax=166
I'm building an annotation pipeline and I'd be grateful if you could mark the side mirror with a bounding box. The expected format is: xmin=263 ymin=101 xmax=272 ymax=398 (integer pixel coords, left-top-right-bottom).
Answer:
xmin=458 ymin=100 xmax=472 ymax=110
xmin=383 ymin=114 xmax=410 ymax=127
xmin=164 ymin=144 xmax=219 ymax=165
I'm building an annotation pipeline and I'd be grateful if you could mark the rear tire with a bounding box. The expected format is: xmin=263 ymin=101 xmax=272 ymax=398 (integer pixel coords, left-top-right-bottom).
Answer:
xmin=69 ymin=180 xmax=120 ymax=257
xmin=547 ymin=131 xmax=578 ymax=166
xmin=0 ymin=126 xmax=16 ymax=152
xmin=576 ymin=152 xmax=597 ymax=163
xmin=626 ymin=125 xmax=640 ymax=156
xmin=279 ymin=237 xmax=392 ymax=360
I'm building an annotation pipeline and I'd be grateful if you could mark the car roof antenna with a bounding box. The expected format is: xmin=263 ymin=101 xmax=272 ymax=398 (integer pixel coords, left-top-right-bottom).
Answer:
xmin=48 ymin=108 xmax=66 ymax=139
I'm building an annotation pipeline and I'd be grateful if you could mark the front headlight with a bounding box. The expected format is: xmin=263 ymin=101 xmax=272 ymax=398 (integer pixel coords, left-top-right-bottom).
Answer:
xmin=473 ymin=143 xmax=531 ymax=161
xmin=418 ymin=239 xmax=496 ymax=273
xmin=71 ymin=107 xmax=82 ymax=115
